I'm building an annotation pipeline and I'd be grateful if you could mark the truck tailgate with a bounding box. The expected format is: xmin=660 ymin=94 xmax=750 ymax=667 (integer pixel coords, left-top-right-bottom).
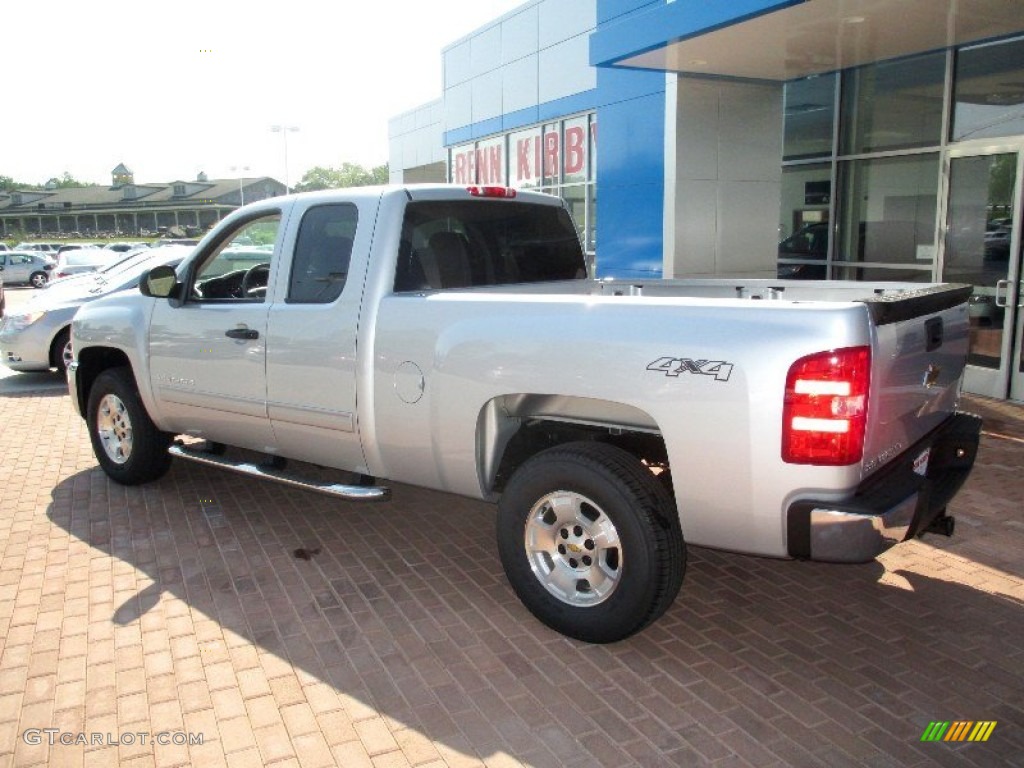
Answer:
xmin=861 ymin=285 xmax=974 ymax=478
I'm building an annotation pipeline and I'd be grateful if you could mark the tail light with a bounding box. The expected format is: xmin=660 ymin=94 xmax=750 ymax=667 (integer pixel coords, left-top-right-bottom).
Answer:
xmin=782 ymin=346 xmax=870 ymax=466
xmin=467 ymin=186 xmax=516 ymax=199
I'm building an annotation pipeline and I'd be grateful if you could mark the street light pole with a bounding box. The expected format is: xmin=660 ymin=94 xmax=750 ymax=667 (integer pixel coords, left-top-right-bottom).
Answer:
xmin=229 ymin=165 xmax=250 ymax=206
xmin=270 ymin=125 xmax=300 ymax=193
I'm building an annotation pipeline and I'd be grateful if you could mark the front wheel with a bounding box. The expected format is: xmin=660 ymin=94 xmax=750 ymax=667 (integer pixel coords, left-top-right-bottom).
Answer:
xmin=51 ymin=327 xmax=73 ymax=371
xmin=497 ymin=442 xmax=685 ymax=643
xmin=86 ymin=367 xmax=172 ymax=485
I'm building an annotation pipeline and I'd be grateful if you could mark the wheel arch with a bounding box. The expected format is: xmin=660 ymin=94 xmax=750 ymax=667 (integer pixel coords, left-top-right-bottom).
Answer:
xmin=73 ymin=346 xmax=134 ymax=418
xmin=477 ymin=393 xmax=672 ymax=498
xmin=48 ymin=325 xmax=71 ymax=369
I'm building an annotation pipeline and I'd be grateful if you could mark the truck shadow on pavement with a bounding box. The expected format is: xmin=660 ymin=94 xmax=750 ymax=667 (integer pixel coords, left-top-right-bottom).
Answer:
xmin=45 ymin=457 xmax=1024 ymax=767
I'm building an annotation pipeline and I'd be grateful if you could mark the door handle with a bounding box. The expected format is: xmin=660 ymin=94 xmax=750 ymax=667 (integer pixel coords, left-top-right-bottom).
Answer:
xmin=225 ymin=327 xmax=259 ymax=340
xmin=995 ymin=280 xmax=1009 ymax=308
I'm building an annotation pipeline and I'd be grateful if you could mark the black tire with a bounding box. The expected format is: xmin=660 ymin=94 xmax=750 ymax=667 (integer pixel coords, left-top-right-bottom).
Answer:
xmin=51 ymin=327 xmax=73 ymax=371
xmin=86 ymin=367 xmax=173 ymax=485
xmin=30 ymin=271 xmax=48 ymax=288
xmin=497 ymin=441 xmax=685 ymax=643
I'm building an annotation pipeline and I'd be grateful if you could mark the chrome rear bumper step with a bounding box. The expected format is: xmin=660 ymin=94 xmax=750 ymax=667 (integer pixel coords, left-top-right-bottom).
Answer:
xmin=169 ymin=443 xmax=391 ymax=502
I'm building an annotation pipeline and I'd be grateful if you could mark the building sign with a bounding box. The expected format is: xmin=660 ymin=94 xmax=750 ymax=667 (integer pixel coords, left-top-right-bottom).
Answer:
xmin=450 ymin=113 xmax=597 ymax=187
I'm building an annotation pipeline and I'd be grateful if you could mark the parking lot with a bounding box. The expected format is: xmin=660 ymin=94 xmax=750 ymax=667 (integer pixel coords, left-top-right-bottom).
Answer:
xmin=0 ymin=284 xmax=1022 ymax=767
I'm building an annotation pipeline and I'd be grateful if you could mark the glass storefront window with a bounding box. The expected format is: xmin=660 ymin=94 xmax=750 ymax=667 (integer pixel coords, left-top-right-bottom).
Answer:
xmin=777 ymin=164 xmax=831 ymax=279
xmin=840 ymin=52 xmax=946 ymax=155
xmin=953 ymin=36 xmax=1024 ymax=143
xmin=542 ymin=123 xmax=561 ymax=186
xmin=562 ymin=184 xmax=587 ymax=250
xmin=450 ymin=142 xmax=477 ymax=184
xmin=783 ymin=74 xmax=836 ymax=160
xmin=509 ymin=127 xmax=542 ymax=189
xmin=835 ymin=154 xmax=940 ymax=274
xmin=562 ymin=116 xmax=589 ymax=185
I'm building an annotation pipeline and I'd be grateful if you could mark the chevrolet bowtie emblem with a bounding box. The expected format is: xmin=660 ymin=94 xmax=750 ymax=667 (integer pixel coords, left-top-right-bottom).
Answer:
xmin=923 ymin=364 xmax=941 ymax=388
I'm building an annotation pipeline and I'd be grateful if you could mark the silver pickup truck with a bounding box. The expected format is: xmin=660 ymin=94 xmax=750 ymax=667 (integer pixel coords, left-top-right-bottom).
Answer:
xmin=69 ymin=184 xmax=982 ymax=643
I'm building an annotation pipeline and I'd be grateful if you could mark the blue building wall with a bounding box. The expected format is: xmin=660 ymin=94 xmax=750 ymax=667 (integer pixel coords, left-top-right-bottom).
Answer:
xmin=591 ymin=0 xmax=667 ymax=278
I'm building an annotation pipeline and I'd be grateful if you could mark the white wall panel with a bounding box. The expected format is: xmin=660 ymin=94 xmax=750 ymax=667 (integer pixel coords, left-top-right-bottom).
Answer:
xmin=717 ymin=181 xmax=781 ymax=276
xmin=677 ymin=79 xmax=719 ymax=182
xmin=502 ymin=6 xmax=539 ymax=64
xmin=674 ymin=180 xmax=718 ymax=275
xmin=444 ymin=42 xmax=472 ymax=88
xmin=539 ymin=0 xmax=596 ymax=48
xmin=719 ymin=83 xmax=783 ymax=182
xmin=471 ymin=70 xmax=504 ymax=123
xmin=444 ymin=82 xmax=472 ymax=130
xmin=539 ymin=35 xmax=596 ymax=103
xmin=502 ymin=55 xmax=539 ymax=115
xmin=471 ymin=25 xmax=502 ymax=77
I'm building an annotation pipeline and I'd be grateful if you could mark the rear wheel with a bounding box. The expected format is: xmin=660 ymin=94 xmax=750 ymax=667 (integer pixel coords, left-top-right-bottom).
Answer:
xmin=497 ymin=441 xmax=685 ymax=643
xmin=87 ymin=367 xmax=172 ymax=485
xmin=30 ymin=271 xmax=48 ymax=288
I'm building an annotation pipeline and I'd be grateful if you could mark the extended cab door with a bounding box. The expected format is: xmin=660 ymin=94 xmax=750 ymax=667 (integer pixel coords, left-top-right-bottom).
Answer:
xmin=265 ymin=199 xmax=370 ymax=472
xmin=148 ymin=211 xmax=282 ymax=450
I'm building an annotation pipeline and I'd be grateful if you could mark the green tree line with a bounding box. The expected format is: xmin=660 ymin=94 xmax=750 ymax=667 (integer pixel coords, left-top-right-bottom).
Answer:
xmin=2 ymin=163 xmax=389 ymax=193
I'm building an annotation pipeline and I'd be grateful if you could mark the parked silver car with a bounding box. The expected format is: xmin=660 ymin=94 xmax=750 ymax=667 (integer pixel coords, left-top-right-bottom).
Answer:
xmin=0 ymin=245 xmax=191 ymax=371
xmin=0 ymin=251 xmax=55 ymax=288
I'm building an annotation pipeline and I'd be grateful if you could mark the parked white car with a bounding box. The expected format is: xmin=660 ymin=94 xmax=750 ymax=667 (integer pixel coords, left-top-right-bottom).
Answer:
xmin=0 ymin=251 xmax=55 ymax=288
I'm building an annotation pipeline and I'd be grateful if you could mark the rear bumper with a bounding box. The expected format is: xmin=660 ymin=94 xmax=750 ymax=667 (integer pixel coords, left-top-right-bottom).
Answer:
xmin=787 ymin=412 xmax=982 ymax=563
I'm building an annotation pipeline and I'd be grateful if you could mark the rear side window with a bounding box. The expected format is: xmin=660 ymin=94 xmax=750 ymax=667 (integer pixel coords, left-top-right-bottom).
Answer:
xmin=288 ymin=204 xmax=358 ymax=303
xmin=394 ymin=200 xmax=586 ymax=291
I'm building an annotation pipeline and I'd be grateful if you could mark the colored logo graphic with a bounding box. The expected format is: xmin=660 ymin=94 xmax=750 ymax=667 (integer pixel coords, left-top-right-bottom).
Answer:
xmin=921 ymin=721 xmax=997 ymax=742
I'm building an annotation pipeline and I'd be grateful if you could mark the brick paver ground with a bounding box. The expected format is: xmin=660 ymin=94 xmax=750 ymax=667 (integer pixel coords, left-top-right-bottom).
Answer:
xmin=0 ymin=383 xmax=1021 ymax=767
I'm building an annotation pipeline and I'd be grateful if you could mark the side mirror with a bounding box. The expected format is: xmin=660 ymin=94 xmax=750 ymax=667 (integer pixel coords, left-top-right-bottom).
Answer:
xmin=140 ymin=265 xmax=179 ymax=298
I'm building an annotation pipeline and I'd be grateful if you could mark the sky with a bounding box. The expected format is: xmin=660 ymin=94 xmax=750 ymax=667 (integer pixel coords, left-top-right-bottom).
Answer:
xmin=2 ymin=0 xmax=526 ymax=187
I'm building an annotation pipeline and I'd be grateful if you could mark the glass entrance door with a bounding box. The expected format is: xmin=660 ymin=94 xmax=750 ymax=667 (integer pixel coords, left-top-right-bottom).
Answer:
xmin=942 ymin=151 xmax=1024 ymax=400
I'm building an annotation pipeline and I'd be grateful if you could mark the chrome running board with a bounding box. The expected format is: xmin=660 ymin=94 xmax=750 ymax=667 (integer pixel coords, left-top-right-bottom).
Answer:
xmin=168 ymin=443 xmax=390 ymax=502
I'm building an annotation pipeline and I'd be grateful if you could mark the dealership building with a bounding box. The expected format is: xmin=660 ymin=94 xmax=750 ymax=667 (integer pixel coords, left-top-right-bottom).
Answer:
xmin=389 ymin=0 xmax=1024 ymax=401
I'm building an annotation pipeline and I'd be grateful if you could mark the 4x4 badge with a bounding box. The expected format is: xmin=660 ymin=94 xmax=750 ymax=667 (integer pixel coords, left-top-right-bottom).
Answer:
xmin=647 ymin=357 xmax=734 ymax=382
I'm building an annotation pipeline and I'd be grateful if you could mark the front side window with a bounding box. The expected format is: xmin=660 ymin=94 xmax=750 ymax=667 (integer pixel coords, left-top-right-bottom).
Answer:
xmin=191 ymin=214 xmax=280 ymax=301
xmin=287 ymin=204 xmax=357 ymax=304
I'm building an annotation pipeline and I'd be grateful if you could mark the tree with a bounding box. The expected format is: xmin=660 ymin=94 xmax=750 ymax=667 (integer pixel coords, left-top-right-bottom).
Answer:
xmin=1 ymin=172 xmax=92 ymax=191
xmin=293 ymin=162 xmax=389 ymax=192
xmin=54 ymin=171 xmax=90 ymax=188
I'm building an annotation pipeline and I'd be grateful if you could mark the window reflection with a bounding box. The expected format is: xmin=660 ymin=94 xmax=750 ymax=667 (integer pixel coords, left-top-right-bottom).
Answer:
xmin=778 ymin=164 xmax=831 ymax=279
xmin=783 ymin=75 xmax=836 ymax=160
xmin=840 ymin=52 xmax=945 ymax=154
xmin=953 ymin=37 xmax=1024 ymax=143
